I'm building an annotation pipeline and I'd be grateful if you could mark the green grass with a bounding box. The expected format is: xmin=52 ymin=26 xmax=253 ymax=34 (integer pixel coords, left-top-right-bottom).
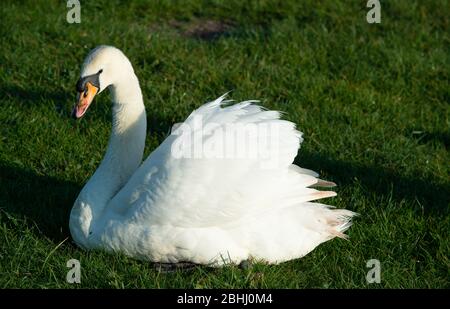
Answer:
xmin=0 ymin=0 xmax=449 ymax=288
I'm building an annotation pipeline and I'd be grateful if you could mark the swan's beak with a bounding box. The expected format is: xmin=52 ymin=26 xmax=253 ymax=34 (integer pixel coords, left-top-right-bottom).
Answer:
xmin=72 ymin=82 xmax=98 ymax=119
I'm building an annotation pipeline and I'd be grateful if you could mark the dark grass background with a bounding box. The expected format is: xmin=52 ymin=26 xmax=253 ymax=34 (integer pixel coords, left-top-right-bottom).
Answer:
xmin=0 ymin=0 xmax=448 ymax=288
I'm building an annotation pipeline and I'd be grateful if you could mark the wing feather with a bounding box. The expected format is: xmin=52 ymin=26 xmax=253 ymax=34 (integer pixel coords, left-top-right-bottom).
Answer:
xmin=107 ymin=95 xmax=335 ymax=228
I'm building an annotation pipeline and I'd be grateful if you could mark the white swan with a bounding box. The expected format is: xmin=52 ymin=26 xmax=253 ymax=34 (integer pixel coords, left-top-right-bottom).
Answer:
xmin=69 ymin=45 xmax=356 ymax=266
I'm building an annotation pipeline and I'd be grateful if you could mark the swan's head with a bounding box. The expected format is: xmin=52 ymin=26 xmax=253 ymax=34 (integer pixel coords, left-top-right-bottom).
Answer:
xmin=72 ymin=45 xmax=134 ymax=119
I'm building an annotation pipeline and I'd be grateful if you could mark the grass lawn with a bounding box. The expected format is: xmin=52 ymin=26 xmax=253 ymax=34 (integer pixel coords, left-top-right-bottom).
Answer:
xmin=0 ymin=0 xmax=448 ymax=288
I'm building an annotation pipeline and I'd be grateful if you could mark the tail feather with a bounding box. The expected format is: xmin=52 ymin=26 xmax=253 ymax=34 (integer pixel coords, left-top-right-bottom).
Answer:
xmin=234 ymin=202 xmax=357 ymax=264
xmin=325 ymin=208 xmax=357 ymax=239
xmin=311 ymin=179 xmax=337 ymax=188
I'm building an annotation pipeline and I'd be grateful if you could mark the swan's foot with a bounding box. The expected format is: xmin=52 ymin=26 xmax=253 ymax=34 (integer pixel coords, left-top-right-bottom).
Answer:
xmin=154 ymin=262 xmax=198 ymax=273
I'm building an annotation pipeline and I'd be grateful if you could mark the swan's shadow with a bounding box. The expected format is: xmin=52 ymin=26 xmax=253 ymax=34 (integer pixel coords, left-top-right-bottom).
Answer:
xmin=0 ymin=164 xmax=78 ymax=242
xmin=295 ymin=151 xmax=449 ymax=217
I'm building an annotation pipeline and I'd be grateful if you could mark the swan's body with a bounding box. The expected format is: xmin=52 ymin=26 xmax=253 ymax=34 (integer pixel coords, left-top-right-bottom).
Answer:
xmin=69 ymin=46 xmax=355 ymax=266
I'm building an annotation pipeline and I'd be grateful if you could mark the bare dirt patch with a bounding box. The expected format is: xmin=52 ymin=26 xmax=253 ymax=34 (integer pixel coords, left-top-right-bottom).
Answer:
xmin=168 ymin=19 xmax=236 ymax=41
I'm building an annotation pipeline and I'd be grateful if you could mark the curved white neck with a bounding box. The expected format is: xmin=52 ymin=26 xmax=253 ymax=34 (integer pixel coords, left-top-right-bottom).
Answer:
xmin=70 ymin=74 xmax=146 ymax=247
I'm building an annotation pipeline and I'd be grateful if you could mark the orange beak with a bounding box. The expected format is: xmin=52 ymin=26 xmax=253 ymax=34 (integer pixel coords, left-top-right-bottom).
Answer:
xmin=72 ymin=82 xmax=98 ymax=119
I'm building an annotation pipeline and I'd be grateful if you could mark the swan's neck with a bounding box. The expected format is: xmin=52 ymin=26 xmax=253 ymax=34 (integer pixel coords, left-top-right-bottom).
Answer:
xmin=70 ymin=74 xmax=146 ymax=247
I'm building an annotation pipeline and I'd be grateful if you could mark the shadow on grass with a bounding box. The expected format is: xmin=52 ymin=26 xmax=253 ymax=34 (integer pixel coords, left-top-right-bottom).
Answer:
xmin=2 ymin=84 xmax=70 ymax=107
xmin=0 ymin=164 xmax=79 ymax=242
xmin=407 ymin=130 xmax=450 ymax=150
xmin=1 ymin=84 xmax=114 ymax=123
xmin=296 ymin=151 xmax=450 ymax=216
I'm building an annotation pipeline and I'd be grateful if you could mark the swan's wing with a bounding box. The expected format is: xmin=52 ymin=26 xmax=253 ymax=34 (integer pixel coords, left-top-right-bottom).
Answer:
xmin=107 ymin=95 xmax=333 ymax=227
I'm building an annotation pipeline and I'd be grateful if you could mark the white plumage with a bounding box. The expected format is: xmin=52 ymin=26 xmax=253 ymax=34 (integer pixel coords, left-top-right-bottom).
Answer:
xmin=69 ymin=46 xmax=356 ymax=266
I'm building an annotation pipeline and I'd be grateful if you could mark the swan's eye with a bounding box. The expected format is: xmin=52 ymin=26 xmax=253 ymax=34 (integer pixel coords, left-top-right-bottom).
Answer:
xmin=83 ymin=89 xmax=88 ymax=98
